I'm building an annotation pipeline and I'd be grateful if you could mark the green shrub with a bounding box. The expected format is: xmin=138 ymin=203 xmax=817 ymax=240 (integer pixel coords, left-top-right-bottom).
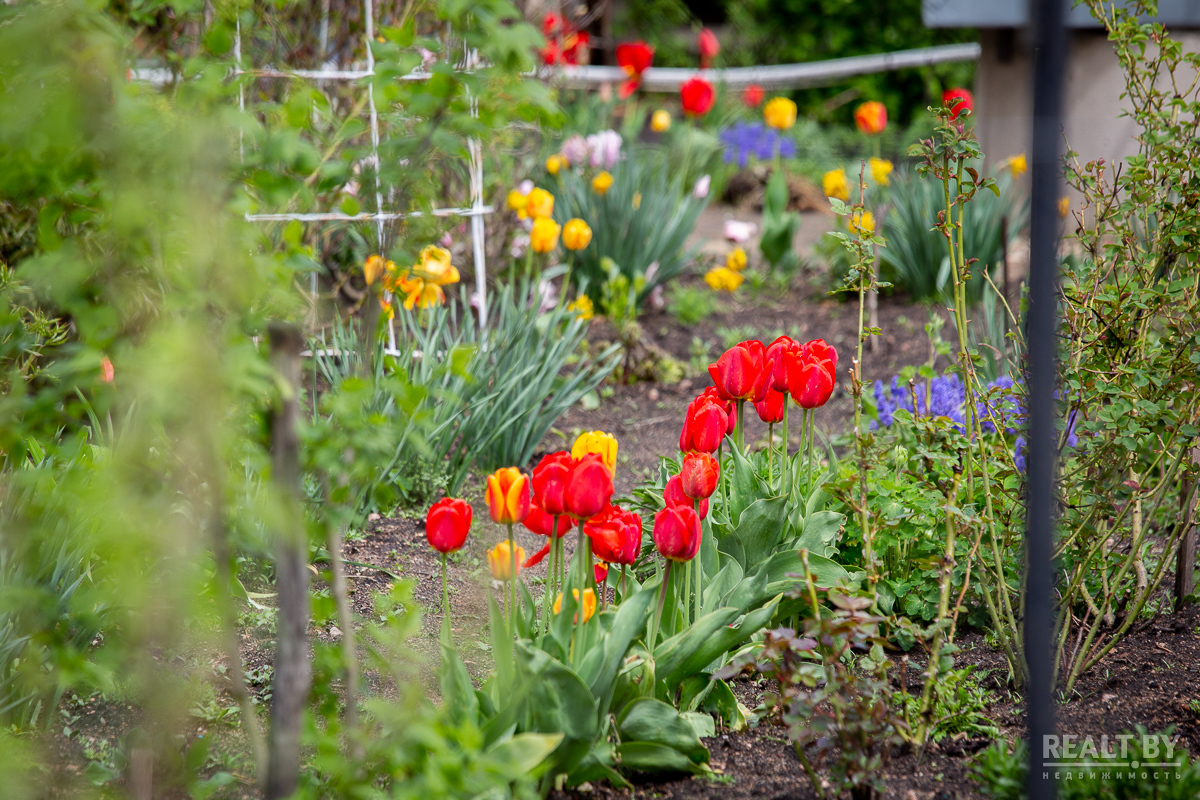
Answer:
xmin=667 ymin=283 xmax=717 ymax=325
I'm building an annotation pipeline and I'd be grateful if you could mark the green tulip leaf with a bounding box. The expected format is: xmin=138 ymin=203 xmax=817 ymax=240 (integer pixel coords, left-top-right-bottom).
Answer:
xmin=486 ymin=732 xmax=565 ymax=778
xmin=617 ymin=698 xmax=709 ymax=764
xmin=682 ymin=710 xmax=716 ymax=740
xmin=439 ymin=615 xmax=479 ymax=727
xmin=702 ymin=678 xmax=750 ymax=731
xmin=796 ymin=510 xmax=845 ymax=557
xmin=730 ymin=496 xmax=790 ymax=571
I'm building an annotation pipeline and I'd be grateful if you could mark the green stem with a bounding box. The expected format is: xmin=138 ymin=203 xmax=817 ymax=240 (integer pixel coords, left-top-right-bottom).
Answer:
xmin=683 ymin=554 xmax=692 ymax=628
xmin=781 ymin=401 xmax=789 ymax=496
xmin=649 ymin=561 xmax=674 ymax=654
xmin=507 ymin=522 xmax=516 ymax=639
xmin=441 ymin=553 xmax=450 ymax=634
xmin=767 ymin=422 xmax=774 ymax=490
xmin=735 ymin=400 xmax=745 ymax=452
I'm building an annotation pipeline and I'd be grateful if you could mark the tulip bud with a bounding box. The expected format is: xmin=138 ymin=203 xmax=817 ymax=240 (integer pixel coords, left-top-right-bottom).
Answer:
xmin=564 ymin=453 xmax=615 ymax=519
xmin=532 ymin=452 xmax=573 ymax=515
xmin=487 ymin=540 xmax=525 ymax=581
xmin=708 ymin=339 xmax=770 ymax=402
xmin=653 ymin=504 xmax=702 ymax=562
xmin=571 ymin=430 xmax=618 ymax=476
xmin=486 ymin=467 xmax=531 ymax=524
xmin=426 ymin=497 xmax=472 ymax=554
xmin=680 ymin=452 xmax=719 ymax=501
xmin=679 ymin=394 xmax=728 ymax=453
xmin=755 ymin=387 xmax=786 ymax=424
xmin=665 ymin=474 xmax=708 ymax=519
xmin=585 ymin=503 xmax=642 ymax=565
xmin=523 ymin=503 xmax=572 ymax=538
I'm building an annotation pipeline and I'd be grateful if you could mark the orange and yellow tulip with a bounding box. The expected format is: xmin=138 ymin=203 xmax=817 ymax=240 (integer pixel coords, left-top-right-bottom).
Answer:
xmin=486 ymin=467 xmax=531 ymax=525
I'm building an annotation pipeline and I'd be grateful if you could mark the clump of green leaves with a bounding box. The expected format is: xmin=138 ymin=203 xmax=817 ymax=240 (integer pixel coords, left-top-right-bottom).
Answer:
xmin=668 ymin=283 xmax=717 ymax=325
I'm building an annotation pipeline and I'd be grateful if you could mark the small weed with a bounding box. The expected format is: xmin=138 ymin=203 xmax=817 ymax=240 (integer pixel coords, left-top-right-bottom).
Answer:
xmin=668 ymin=284 xmax=717 ymax=325
xmin=688 ymin=337 xmax=714 ymax=377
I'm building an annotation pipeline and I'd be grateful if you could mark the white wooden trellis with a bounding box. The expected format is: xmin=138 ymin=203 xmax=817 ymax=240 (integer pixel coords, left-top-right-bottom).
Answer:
xmin=233 ymin=0 xmax=493 ymax=352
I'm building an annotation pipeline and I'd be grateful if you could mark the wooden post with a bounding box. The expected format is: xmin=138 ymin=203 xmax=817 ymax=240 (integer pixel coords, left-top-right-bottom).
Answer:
xmin=1176 ymin=461 xmax=1198 ymax=612
xmin=266 ymin=322 xmax=309 ymax=800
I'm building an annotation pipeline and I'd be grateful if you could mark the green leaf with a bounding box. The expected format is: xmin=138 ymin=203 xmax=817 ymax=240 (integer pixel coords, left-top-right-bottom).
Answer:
xmin=731 ymin=496 xmax=789 ymax=571
xmin=485 ymin=732 xmax=564 ymax=777
xmin=617 ymin=698 xmax=709 ymax=764
xmin=797 ymin=510 xmax=845 ymax=557
xmin=439 ymin=615 xmax=479 ymax=727
xmin=616 ymin=741 xmax=709 ymax=774
xmin=682 ymin=710 xmax=716 ymax=740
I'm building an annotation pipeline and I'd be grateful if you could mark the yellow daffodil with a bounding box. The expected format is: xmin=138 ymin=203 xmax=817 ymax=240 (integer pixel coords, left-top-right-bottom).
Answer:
xmin=849 ymin=210 xmax=875 ymax=235
xmin=823 ymin=168 xmax=850 ymax=202
xmin=562 ymin=218 xmax=593 ymax=251
xmin=1058 ymin=195 xmax=1070 ymax=218
xmin=1006 ymin=154 xmax=1027 ymax=178
xmin=869 ymin=157 xmax=893 ymax=186
xmin=568 ymin=294 xmax=594 ymax=320
xmin=530 ymin=216 xmax=561 ymax=253
xmin=592 ymin=171 xmax=614 ymax=196
xmin=705 ymin=266 xmax=744 ymax=292
xmin=725 ymin=246 xmax=747 ymax=271
xmin=546 ymin=154 xmax=565 ymax=175
xmin=651 ymin=109 xmax=671 ymax=132
xmin=526 ymin=187 xmax=555 ymax=219
xmin=572 ymin=430 xmax=618 ymax=475
xmin=763 ymin=97 xmax=797 ymax=131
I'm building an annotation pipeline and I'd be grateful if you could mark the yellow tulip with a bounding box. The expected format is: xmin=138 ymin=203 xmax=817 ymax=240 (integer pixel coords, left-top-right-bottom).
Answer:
xmin=530 ymin=216 xmax=561 ymax=253
xmin=1006 ymin=154 xmax=1027 ymax=178
xmin=1058 ymin=195 xmax=1070 ymax=218
xmin=546 ymin=154 xmax=565 ymax=175
xmin=763 ymin=97 xmax=797 ymax=131
xmin=823 ymin=168 xmax=850 ymax=202
xmin=562 ymin=218 xmax=593 ymax=251
xmin=487 ymin=540 xmax=525 ymax=582
xmin=725 ymin=247 xmax=747 ymax=272
xmin=394 ymin=245 xmax=460 ymax=310
xmin=651 ymin=109 xmax=671 ymax=133
xmin=526 ymin=187 xmax=555 ymax=219
xmin=869 ymin=157 xmax=894 ymax=186
xmin=572 ymin=430 xmax=618 ymax=475
xmin=553 ymin=588 xmax=597 ymax=622
xmin=568 ymin=294 xmax=594 ymax=320
xmin=592 ymin=171 xmax=614 ymax=196
xmin=704 ymin=266 xmax=744 ymax=292
xmin=364 ymin=254 xmax=387 ymax=286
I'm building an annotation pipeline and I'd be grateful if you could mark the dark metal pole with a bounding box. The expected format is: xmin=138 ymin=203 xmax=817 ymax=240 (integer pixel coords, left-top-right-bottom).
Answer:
xmin=1027 ymin=0 xmax=1067 ymax=797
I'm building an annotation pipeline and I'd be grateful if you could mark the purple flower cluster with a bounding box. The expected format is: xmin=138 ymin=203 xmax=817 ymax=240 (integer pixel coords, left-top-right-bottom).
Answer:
xmin=873 ymin=372 xmax=1079 ymax=471
xmin=719 ymin=122 xmax=796 ymax=168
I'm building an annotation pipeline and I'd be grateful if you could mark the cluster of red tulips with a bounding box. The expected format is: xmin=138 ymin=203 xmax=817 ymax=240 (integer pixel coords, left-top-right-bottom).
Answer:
xmin=425 ymin=336 xmax=838 ymax=651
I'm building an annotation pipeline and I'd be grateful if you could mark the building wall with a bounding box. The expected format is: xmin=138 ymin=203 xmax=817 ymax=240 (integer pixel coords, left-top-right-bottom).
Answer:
xmin=975 ymin=27 xmax=1200 ymax=180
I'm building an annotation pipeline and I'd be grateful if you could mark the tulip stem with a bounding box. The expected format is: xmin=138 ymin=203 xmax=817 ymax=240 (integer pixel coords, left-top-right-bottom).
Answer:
xmin=696 ymin=517 xmax=706 ymax=622
xmin=683 ymin=555 xmax=692 ymax=628
xmin=649 ymin=560 xmax=673 ymax=654
xmin=735 ymin=400 xmax=745 ymax=452
xmin=620 ymin=564 xmax=628 ymax=601
xmin=543 ymin=517 xmax=560 ymax=636
xmin=781 ymin=402 xmax=789 ymax=496
xmin=441 ymin=553 xmax=450 ymax=631
xmin=767 ymin=422 xmax=775 ymax=489
xmin=507 ymin=523 xmax=517 ymax=640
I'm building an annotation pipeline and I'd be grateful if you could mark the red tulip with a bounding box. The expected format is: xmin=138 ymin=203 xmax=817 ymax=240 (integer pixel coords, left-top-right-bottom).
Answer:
xmin=532 ymin=451 xmax=573 ymax=515
xmin=742 ymin=84 xmax=765 ymax=108
xmin=616 ymin=41 xmax=654 ymax=98
xmin=700 ymin=387 xmax=736 ymax=435
xmin=709 ymin=340 xmax=770 ymax=402
xmin=595 ymin=561 xmax=610 ymax=584
xmin=542 ymin=11 xmax=565 ymax=35
xmin=665 ymin=473 xmax=708 ymax=519
xmin=563 ymin=31 xmax=590 ymax=66
xmin=679 ymin=393 xmax=728 ymax=453
xmin=541 ymin=41 xmax=563 ymax=66
xmin=523 ymin=502 xmax=571 ymax=538
xmin=680 ymin=76 xmax=715 ymax=117
xmin=426 ymin=497 xmax=472 ymax=554
xmin=785 ymin=342 xmax=838 ymax=409
xmin=564 ymin=453 xmax=614 ymax=519
xmin=698 ymin=28 xmax=720 ymax=68
xmin=486 ymin=467 xmax=531 ymax=524
xmin=765 ymin=335 xmax=800 ymax=393
xmin=680 ymin=452 xmax=719 ymax=501
xmin=586 ymin=504 xmax=642 ymax=565
xmin=755 ymin=387 xmax=786 ymax=424
xmin=854 ymin=101 xmax=887 ymax=135
xmin=653 ymin=504 xmax=702 ymax=562
xmin=942 ymin=87 xmax=974 ymax=120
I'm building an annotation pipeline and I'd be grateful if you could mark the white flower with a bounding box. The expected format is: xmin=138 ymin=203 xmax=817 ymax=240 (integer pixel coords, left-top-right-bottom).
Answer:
xmin=649 ymin=285 xmax=665 ymax=310
xmin=561 ymin=135 xmax=588 ymax=166
xmin=586 ymin=130 xmax=623 ymax=169
xmin=518 ymin=179 xmax=534 ymax=196
xmin=510 ymin=232 xmax=530 ymax=259
xmin=693 ymin=174 xmax=711 ymax=199
xmin=724 ymin=219 xmax=756 ymax=242
xmin=537 ymin=278 xmax=558 ymax=313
